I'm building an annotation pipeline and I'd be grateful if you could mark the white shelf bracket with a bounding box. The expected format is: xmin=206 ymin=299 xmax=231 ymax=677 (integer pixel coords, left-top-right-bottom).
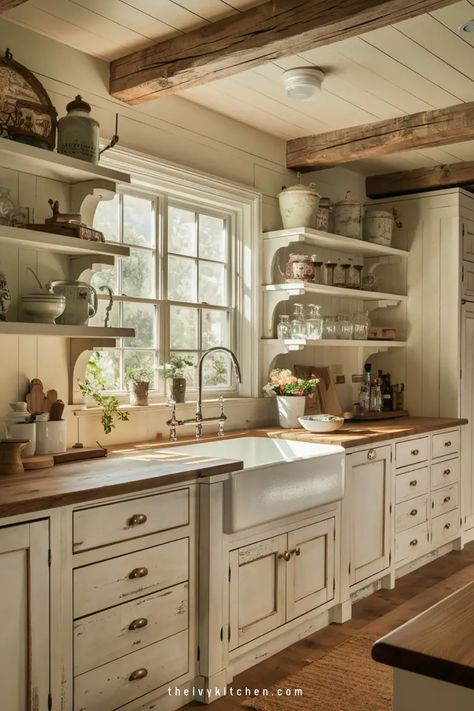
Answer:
xmin=69 ymin=337 xmax=118 ymax=404
xmin=366 ymin=299 xmax=401 ymax=313
xmin=69 ymin=255 xmax=115 ymax=282
xmin=71 ymin=179 xmax=117 ymax=227
xmin=262 ymin=235 xmax=305 ymax=285
xmin=262 ymin=287 xmax=304 ymax=338
xmin=364 ymin=255 xmax=402 ymax=275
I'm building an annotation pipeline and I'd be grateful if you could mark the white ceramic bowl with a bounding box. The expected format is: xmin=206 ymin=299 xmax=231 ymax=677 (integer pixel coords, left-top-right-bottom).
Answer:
xmin=298 ymin=415 xmax=344 ymax=433
xmin=21 ymin=293 xmax=66 ymax=324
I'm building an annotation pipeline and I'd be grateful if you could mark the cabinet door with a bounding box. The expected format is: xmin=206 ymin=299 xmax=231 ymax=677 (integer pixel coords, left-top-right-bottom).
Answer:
xmin=229 ymin=535 xmax=286 ymax=650
xmin=347 ymin=445 xmax=392 ymax=586
xmin=286 ymin=519 xmax=335 ymax=621
xmin=462 ymin=262 xmax=474 ymax=301
xmin=463 ymin=219 xmax=474 ymax=262
xmin=0 ymin=521 xmax=50 ymax=711
xmin=461 ymin=303 xmax=474 ymax=532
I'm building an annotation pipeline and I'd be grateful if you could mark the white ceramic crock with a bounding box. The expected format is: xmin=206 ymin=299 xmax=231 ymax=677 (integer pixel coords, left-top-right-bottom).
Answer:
xmin=36 ymin=420 xmax=67 ymax=454
xmin=278 ymin=183 xmax=321 ymax=229
xmin=276 ymin=396 xmax=306 ymax=428
xmin=364 ymin=209 xmax=401 ymax=247
xmin=334 ymin=191 xmax=364 ymax=239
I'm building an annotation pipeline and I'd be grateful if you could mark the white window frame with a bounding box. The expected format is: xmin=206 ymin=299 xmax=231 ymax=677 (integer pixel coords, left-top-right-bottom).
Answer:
xmin=91 ymin=145 xmax=261 ymax=400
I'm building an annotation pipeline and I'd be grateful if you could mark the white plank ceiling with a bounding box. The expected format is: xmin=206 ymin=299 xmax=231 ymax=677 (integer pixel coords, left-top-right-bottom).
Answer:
xmin=5 ymin=0 xmax=474 ymax=174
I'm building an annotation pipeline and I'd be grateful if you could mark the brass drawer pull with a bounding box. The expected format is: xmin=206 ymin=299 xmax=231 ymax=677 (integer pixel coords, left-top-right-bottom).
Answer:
xmin=129 ymin=567 xmax=148 ymax=579
xmin=129 ymin=617 xmax=148 ymax=631
xmin=278 ymin=551 xmax=291 ymax=562
xmin=128 ymin=513 xmax=147 ymax=526
xmin=443 ymin=469 xmax=451 ymax=477
xmin=129 ymin=668 xmax=148 ymax=681
xmin=443 ymin=496 xmax=451 ymax=503
xmin=367 ymin=449 xmax=376 ymax=461
xmin=410 ymin=509 xmax=418 ymax=516
xmin=411 ymin=448 xmax=419 ymax=456
xmin=410 ymin=539 xmax=418 ymax=546
xmin=444 ymin=522 xmax=451 ymax=530
xmin=409 ymin=480 xmax=417 ymax=486
xmin=444 ymin=441 xmax=452 ymax=447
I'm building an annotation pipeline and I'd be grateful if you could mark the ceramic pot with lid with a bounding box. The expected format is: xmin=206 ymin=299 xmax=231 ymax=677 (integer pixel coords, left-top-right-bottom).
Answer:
xmin=278 ymin=183 xmax=321 ymax=229
xmin=280 ymin=253 xmax=315 ymax=282
xmin=47 ymin=281 xmax=98 ymax=325
xmin=364 ymin=209 xmax=402 ymax=247
xmin=57 ymin=95 xmax=100 ymax=164
xmin=334 ymin=191 xmax=364 ymax=239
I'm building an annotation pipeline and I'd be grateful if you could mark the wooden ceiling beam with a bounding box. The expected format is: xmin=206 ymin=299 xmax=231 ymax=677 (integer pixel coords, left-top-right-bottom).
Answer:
xmin=0 ymin=0 xmax=29 ymax=10
xmin=110 ymin=0 xmax=455 ymax=104
xmin=287 ymin=102 xmax=474 ymax=171
xmin=367 ymin=161 xmax=474 ymax=199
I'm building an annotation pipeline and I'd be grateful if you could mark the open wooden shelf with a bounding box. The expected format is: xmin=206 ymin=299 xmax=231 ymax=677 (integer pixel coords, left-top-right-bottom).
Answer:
xmin=0 ymin=137 xmax=130 ymax=184
xmin=263 ymin=282 xmax=407 ymax=303
xmin=0 ymin=323 xmax=135 ymax=338
xmin=0 ymin=225 xmax=130 ymax=258
xmin=264 ymin=338 xmax=406 ymax=349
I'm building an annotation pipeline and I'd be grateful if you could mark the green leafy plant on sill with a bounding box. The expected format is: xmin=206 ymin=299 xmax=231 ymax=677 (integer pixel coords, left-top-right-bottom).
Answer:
xmin=78 ymin=356 xmax=129 ymax=435
xmin=158 ymin=354 xmax=194 ymax=380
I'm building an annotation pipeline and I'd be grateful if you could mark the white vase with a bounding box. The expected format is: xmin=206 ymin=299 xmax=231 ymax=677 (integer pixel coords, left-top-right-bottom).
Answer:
xmin=276 ymin=396 xmax=305 ymax=428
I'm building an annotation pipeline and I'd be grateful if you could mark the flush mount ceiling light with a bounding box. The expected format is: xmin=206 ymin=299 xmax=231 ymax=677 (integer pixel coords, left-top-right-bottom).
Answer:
xmin=282 ymin=67 xmax=325 ymax=102
xmin=459 ymin=19 xmax=474 ymax=32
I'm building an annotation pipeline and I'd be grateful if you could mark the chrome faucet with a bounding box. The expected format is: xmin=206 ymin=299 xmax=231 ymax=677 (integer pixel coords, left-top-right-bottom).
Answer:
xmin=166 ymin=347 xmax=242 ymax=441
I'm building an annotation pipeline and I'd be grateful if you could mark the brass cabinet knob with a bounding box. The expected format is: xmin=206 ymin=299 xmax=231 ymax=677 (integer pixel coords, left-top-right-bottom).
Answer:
xmin=128 ymin=513 xmax=147 ymax=526
xmin=410 ymin=509 xmax=418 ymax=516
xmin=278 ymin=551 xmax=291 ymax=562
xmin=410 ymin=539 xmax=418 ymax=546
xmin=443 ymin=469 xmax=451 ymax=477
xmin=129 ymin=567 xmax=148 ymax=579
xmin=409 ymin=480 xmax=417 ymax=486
xmin=367 ymin=449 xmax=376 ymax=461
xmin=411 ymin=448 xmax=419 ymax=456
xmin=129 ymin=668 xmax=148 ymax=681
xmin=444 ymin=522 xmax=451 ymax=530
xmin=128 ymin=617 xmax=148 ymax=631
xmin=443 ymin=496 xmax=451 ymax=503
xmin=444 ymin=441 xmax=452 ymax=447
xmin=289 ymin=547 xmax=301 ymax=557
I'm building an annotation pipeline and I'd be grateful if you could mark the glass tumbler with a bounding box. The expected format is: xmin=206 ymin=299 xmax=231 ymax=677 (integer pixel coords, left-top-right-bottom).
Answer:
xmin=277 ymin=314 xmax=291 ymax=340
xmin=322 ymin=316 xmax=337 ymax=340
xmin=291 ymin=303 xmax=306 ymax=339
xmin=336 ymin=313 xmax=354 ymax=340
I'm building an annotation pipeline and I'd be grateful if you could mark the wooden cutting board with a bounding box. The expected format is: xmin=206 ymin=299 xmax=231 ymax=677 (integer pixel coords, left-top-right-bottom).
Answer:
xmin=53 ymin=447 xmax=107 ymax=464
xmin=23 ymin=455 xmax=54 ymax=470
xmin=294 ymin=365 xmax=344 ymax=417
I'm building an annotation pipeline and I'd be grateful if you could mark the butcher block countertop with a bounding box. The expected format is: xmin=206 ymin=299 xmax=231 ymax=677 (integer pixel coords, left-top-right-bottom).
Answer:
xmin=0 ymin=415 xmax=466 ymax=519
xmin=372 ymin=581 xmax=474 ymax=689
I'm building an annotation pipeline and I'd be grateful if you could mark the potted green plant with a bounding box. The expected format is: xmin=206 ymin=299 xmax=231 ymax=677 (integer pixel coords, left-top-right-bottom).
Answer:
xmin=263 ymin=368 xmax=319 ymax=428
xmin=78 ymin=358 xmax=129 ymax=435
xmin=158 ymin=355 xmax=194 ymax=403
xmin=126 ymin=366 xmax=154 ymax=406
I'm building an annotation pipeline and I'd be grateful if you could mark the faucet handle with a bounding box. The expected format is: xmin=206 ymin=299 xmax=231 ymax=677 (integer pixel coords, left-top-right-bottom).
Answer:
xmin=218 ymin=395 xmax=224 ymax=414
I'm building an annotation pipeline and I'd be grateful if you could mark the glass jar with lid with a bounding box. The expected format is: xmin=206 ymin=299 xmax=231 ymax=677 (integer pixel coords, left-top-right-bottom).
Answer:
xmin=353 ymin=311 xmax=370 ymax=340
xmin=306 ymin=304 xmax=323 ymax=340
xmin=277 ymin=314 xmax=291 ymax=340
xmin=291 ymin=303 xmax=306 ymax=339
xmin=336 ymin=313 xmax=354 ymax=340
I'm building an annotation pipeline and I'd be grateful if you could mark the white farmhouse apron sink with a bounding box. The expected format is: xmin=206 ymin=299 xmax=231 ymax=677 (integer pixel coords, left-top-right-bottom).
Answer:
xmin=171 ymin=436 xmax=345 ymax=532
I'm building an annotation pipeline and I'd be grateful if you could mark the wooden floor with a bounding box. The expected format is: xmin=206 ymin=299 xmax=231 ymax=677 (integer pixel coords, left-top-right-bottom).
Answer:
xmin=186 ymin=543 xmax=474 ymax=710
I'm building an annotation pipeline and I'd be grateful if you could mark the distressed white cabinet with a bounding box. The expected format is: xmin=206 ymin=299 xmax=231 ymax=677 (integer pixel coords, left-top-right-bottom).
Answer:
xmin=346 ymin=445 xmax=392 ymax=587
xmin=0 ymin=520 xmax=50 ymax=711
xmin=229 ymin=518 xmax=336 ymax=650
xmin=461 ymin=302 xmax=474 ymax=534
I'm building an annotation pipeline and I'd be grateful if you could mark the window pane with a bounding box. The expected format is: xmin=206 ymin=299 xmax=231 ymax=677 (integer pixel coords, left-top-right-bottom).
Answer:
xmin=202 ymin=309 xmax=227 ymax=350
xmin=199 ymin=214 xmax=226 ymax=262
xmin=203 ymin=351 xmax=231 ymax=388
xmin=122 ymin=248 xmax=155 ymax=298
xmin=89 ymin=351 xmax=121 ymax=390
xmin=123 ymin=302 xmax=155 ymax=347
xmin=124 ymin=351 xmax=156 ymax=387
xmin=168 ymin=206 xmax=196 ymax=256
xmin=93 ymin=194 xmax=119 ymax=242
xmin=89 ymin=297 xmax=120 ymax=329
xmin=123 ymin=194 xmax=154 ymax=247
xmin=169 ymin=351 xmax=197 ymax=388
xmin=168 ymin=255 xmax=197 ymax=302
xmin=170 ymin=306 xmax=198 ymax=349
xmin=199 ymin=261 xmax=226 ymax=305
xmin=90 ymin=264 xmax=118 ymax=293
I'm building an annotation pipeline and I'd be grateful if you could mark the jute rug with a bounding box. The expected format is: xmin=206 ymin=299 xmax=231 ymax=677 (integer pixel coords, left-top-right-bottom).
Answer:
xmin=242 ymin=634 xmax=391 ymax=711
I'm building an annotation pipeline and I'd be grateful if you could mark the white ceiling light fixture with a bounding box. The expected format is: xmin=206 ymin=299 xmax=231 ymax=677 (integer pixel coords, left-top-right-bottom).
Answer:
xmin=459 ymin=19 xmax=474 ymax=32
xmin=282 ymin=67 xmax=325 ymax=102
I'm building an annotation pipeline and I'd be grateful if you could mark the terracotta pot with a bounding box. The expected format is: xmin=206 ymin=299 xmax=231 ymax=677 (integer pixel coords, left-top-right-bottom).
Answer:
xmin=171 ymin=378 xmax=186 ymax=404
xmin=0 ymin=439 xmax=29 ymax=475
xmin=128 ymin=381 xmax=149 ymax=406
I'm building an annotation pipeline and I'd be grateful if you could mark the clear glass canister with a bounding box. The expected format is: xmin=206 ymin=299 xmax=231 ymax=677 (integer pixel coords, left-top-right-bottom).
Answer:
xmin=58 ymin=95 xmax=100 ymax=164
xmin=277 ymin=314 xmax=291 ymax=339
xmin=306 ymin=304 xmax=323 ymax=340
xmin=291 ymin=303 xmax=306 ymax=339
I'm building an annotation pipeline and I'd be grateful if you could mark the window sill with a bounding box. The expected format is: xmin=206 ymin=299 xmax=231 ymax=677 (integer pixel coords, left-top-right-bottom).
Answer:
xmin=73 ymin=396 xmax=266 ymax=417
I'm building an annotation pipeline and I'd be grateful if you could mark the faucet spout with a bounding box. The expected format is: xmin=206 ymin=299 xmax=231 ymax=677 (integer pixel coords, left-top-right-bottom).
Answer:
xmin=196 ymin=347 xmax=242 ymax=421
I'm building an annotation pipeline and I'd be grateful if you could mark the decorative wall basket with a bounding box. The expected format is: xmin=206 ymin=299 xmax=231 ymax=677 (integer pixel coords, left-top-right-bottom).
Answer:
xmin=0 ymin=48 xmax=57 ymax=150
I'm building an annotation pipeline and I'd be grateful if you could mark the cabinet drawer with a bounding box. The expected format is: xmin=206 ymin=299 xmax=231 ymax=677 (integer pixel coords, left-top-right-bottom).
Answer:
xmin=74 ymin=582 xmax=188 ymax=676
xmin=431 ymin=458 xmax=460 ymax=490
xmin=395 ymin=522 xmax=429 ymax=564
xmin=395 ymin=495 xmax=428 ymax=533
xmin=431 ymin=430 xmax=459 ymax=459
xmin=431 ymin=510 xmax=460 ymax=548
xmin=431 ymin=484 xmax=459 ymax=518
xmin=395 ymin=467 xmax=429 ymax=503
xmin=74 ymin=537 xmax=188 ymax=618
xmin=395 ymin=437 xmax=429 ymax=469
xmin=74 ymin=629 xmax=188 ymax=711
xmin=73 ymin=488 xmax=189 ymax=552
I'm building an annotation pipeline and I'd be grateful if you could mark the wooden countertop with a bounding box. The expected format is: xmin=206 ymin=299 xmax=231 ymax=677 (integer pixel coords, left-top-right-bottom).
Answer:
xmin=372 ymin=581 xmax=474 ymax=689
xmin=0 ymin=415 xmax=465 ymax=519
